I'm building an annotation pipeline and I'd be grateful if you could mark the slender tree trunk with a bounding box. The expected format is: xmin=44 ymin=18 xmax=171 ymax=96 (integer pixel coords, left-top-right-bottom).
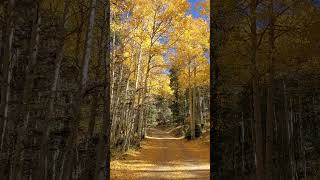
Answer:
xmin=192 ymin=62 xmax=197 ymax=136
xmin=266 ymin=0 xmax=275 ymax=179
xmin=120 ymin=76 xmax=130 ymax=133
xmin=188 ymin=59 xmax=195 ymax=139
xmin=111 ymin=64 xmax=124 ymax=143
xmin=123 ymin=44 xmax=142 ymax=151
xmin=36 ymin=1 xmax=70 ymax=179
xmin=94 ymin=1 xmax=110 ymax=179
xmin=80 ymin=0 xmax=97 ymax=88
xmin=199 ymin=91 xmax=203 ymax=126
xmin=288 ymin=97 xmax=294 ymax=179
xmin=0 ymin=51 xmax=14 ymax=151
xmin=110 ymin=31 xmax=116 ymax=109
xmin=135 ymin=88 xmax=142 ymax=137
xmin=87 ymin=24 xmax=105 ymax=140
xmin=250 ymin=0 xmax=264 ymax=179
xmin=283 ymin=82 xmax=292 ymax=179
xmin=137 ymin=23 xmax=158 ymax=139
xmin=192 ymin=87 xmax=196 ymax=135
xmin=0 ymin=0 xmax=15 ymax=150
xmin=13 ymin=2 xmax=41 ymax=178
xmin=135 ymin=48 xmax=145 ymax=137
xmin=138 ymin=54 xmax=152 ymax=140
xmin=298 ymin=96 xmax=307 ymax=180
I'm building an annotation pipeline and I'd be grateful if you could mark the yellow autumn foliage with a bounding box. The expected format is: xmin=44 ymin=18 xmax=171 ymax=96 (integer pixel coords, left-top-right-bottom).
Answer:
xmin=112 ymin=0 xmax=209 ymax=99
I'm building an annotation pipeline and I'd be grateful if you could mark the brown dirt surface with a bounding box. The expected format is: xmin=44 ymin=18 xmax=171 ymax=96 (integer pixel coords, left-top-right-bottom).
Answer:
xmin=111 ymin=128 xmax=210 ymax=180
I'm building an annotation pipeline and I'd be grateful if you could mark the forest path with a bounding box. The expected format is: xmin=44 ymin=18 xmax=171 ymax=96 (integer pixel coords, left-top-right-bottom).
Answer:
xmin=111 ymin=128 xmax=210 ymax=179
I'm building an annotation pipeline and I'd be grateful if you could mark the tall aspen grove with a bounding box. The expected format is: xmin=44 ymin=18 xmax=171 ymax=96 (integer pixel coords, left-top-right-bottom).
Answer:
xmin=211 ymin=0 xmax=320 ymax=179
xmin=110 ymin=0 xmax=209 ymax=147
xmin=1 ymin=0 xmax=318 ymax=179
xmin=0 ymin=0 xmax=111 ymax=179
xmin=0 ymin=0 xmax=210 ymax=179
xmin=110 ymin=0 xmax=210 ymax=179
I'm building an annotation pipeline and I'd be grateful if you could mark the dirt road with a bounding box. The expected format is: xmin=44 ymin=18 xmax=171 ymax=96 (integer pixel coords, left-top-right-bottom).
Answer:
xmin=111 ymin=128 xmax=210 ymax=180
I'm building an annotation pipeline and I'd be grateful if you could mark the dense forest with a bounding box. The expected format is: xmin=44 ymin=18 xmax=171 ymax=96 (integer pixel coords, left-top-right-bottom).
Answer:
xmin=110 ymin=0 xmax=210 ymax=178
xmin=0 ymin=0 xmax=209 ymax=179
xmin=1 ymin=0 xmax=319 ymax=179
xmin=0 ymin=0 xmax=110 ymax=179
xmin=211 ymin=0 xmax=320 ymax=179
xmin=109 ymin=0 xmax=210 ymax=150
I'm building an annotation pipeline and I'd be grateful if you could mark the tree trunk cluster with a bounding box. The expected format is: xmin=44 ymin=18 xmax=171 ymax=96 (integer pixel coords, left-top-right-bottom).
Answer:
xmin=0 ymin=0 xmax=111 ymax=179
xmin=210 ymin=0 xmax=320 ymax=179
xmin=214 ymin=74 xmax=320 ymax=179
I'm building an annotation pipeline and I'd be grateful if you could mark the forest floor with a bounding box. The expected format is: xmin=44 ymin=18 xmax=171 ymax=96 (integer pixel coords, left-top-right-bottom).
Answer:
xmin=111 ymin=128 xmax=210 ymax=179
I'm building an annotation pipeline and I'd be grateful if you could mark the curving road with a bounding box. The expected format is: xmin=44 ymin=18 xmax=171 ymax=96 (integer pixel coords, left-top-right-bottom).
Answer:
xmin=111 ymin=128 xmax=210 ymax=180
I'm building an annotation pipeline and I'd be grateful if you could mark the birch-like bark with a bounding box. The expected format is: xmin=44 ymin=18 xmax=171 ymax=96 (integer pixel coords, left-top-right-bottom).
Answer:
xmin=110 ymin=31 xmax=116 ymax=108
xmin=123 ymin=44 xmax=142 ymax=151
xmin=192 ymin=62 xmax=197 ymax=136
xmin=138 ymin=53 xmax=152 ymax=139
xmin=36 ymin=1 xmax=70 ymax=179
xmin=94 ymin=0 xmax=110 ymax=178
xmin=188 ymin=59 xmax=195 ymax=139
xmin=111 ymin=64 xmax=124 ymax=143
xmin=80 ymin=0 xmax=97 ymax=88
